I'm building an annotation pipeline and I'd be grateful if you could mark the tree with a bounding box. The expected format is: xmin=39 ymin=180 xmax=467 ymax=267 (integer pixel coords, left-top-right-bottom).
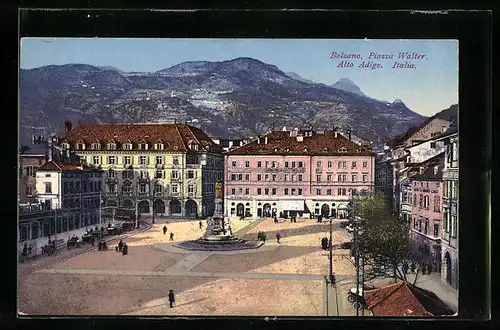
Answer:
xmin=350 ymin=194 xmax=429 ymax=284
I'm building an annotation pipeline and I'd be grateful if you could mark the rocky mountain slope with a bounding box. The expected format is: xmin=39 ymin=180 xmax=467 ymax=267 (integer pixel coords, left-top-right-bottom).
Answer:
xmin=20 ymin=57 xmax=428 ymax=145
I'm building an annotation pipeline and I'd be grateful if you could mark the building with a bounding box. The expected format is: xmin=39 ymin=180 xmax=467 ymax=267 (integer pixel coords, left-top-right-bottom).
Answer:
xmin=224 ymin=128 xmax=375 ymax=220
xmin=388 ymin=116 xmax=452 ymax=212
xmin=434 ymin=126 xmax=458 ymax=288
xmin=19 ymin=138 xmax=48 ymax=203
xmin=375 ymin=146 xmax=393 ymax=201
xmin=364 ymin=281 xmax=454 ymax=316
xmin=56 ymin=123 xmax=224 ymax=218
xmin=210 ymin=137 xmax=249 ymax=153
xmin=18 ymin=161 xmax=103 ymax=256
xmin=409 ymin=154 xmax=444 ymax=272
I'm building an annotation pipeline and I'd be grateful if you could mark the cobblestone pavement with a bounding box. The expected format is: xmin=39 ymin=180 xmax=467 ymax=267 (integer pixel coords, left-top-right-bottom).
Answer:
xmin=19 ymin=218 xmax=354 ymax=316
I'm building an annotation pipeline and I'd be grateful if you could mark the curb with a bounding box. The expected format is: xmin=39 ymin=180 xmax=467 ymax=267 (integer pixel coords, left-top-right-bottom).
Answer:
xmin=19 ymin=223 xmax=153 ymax=277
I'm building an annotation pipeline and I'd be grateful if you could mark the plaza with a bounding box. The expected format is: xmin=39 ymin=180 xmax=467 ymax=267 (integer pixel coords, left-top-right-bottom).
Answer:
xmin=18 ymin=217 xmax=355 ymax=316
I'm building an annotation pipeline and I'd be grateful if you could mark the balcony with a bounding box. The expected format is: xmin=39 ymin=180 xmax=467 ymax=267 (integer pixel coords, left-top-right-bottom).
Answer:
xmin=188 ymin=192 xmax=196 ymax=198
xmin=138 ymin=192 xmax=149 ymax=197
xmin=170 ymin=192 xmax=180 ymax=197
xmin=171 ymin=178 xmax=180 ymax=182
xmin=122 ymin=191 xmax=133 ymax=196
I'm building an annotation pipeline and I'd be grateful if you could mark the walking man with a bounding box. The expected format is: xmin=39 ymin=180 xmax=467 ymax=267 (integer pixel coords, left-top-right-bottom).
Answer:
xmin=163 ymin=225 xmax=167 ymax=235
xmin=168 ymin=290 xmax=175 ymax=308
xmin=199 ymin=221 xmax=203 ymax=230
xmin=276 ymin=232 xmax=281 ymax=244
xmin=170 ymin=232 xmax=174 ymax=241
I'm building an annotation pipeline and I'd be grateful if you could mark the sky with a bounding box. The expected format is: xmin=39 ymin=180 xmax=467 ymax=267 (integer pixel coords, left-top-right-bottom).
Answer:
xmin=20 ymin=38 xmax=458 ymax=117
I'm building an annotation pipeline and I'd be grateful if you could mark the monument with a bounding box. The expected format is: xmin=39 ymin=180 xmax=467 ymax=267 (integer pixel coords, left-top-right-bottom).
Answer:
xmin=175 ymin=181 xmax=264 ymax=251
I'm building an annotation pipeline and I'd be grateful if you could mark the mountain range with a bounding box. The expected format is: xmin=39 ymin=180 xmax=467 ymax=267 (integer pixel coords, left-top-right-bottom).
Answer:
xmin=20 ymin=57 xmax=432 ymax=146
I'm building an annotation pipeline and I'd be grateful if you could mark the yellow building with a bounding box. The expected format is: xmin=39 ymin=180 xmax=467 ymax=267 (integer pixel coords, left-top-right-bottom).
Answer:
xmin=55 ymin=123 xmax=224 ymax=218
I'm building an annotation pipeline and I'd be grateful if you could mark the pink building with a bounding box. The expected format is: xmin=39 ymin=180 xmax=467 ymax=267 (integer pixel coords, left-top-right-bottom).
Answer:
xmin=410 ymin=165 xmax=443 ymax=272
xmin=224 ymin=128 xmax=375 ymax=220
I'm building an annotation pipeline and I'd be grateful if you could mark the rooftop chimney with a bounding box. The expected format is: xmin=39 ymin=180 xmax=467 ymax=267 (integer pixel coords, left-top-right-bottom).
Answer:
xmin=347 ymin=128 xmax=352 ymax=140
xmin=257 ymin=136 xmax=261 ymax=144
xmin=264 ymin=136 xmax=268 ymax=144
xmin=335 ymin=132 xmax=338 ymax=138
xmin=64 ymin=121 xmax=73 ymax=133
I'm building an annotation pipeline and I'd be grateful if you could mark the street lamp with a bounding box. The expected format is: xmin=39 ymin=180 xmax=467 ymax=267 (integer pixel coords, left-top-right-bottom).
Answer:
xmin=329 ymin=217 xmax=335 ymax=284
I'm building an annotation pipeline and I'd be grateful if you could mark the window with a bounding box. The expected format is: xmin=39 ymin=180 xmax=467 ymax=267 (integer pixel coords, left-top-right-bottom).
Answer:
xmin=434 ymin=195 xmax=441 ymax=212
xmin=298 ymin=188 xmax=303 ymax=195
xmin=316 ymin=188 xmax=321 ymax=195
xmin=173 ymin=157 xmax=179 ymax=165
xmin=108 ymin=170 xmax=116 ymax=178
xmin=257 ymin=174 xmax=262 ymax=181
xmin=327 ymin=189 xmax=332 ymax=195
xmin=25 ymin=166 xmax=36 ymax=177
xmin=124 ymin=156 xmax=131 ymax=165
xmin=123 ymin=143 xmax=132 ymax=150
xmin=451 ymin=215 xmax=457 ymax=237
xmin=155 ymin=170 xmax=162 ymax=179
xmin=352 ymin=161 xmax=357 ymax=169
xmin=156 ymin=156 xmax=163 ymax=165
xmin=337 ymin=188 xmax=347 ymax=196
xmin=327 ymin=174 xmax=332 ymax=181
xmin=257 ymin=188 xmax=262 ymax=195
xmin=298 ymin=174 xmax=303 ymax=181
xmin=107 ymin=156 xmax=116 ymax=165
xmin=245 ymin=188 xmax=249 ymax=195
xmin=338 ymin=174 xmax=347 ymax=182
xmin=272 ymin=188 xmax=276 ymax=195
xmin=265 ymin=188 xmax=269 ymax=195
xmin=45 ymin=182 xmax=52 ymax=193
xmin=362 ymin=174 xmax=368 ymax=182
xmin=172 ymin=184 xmax=178 ymax=193
xmin=424 ymin=219 xmax=428 ymax=235
xmin=316 ymin=175 xmax=321 ymax=181
xmin=93 ymin=156 xmax=100 ymax=165
xmin=238 ymin=174 xmax=243 ymax=181
xmin=284 ymin=188 xmax=289 ymax=195
xmin=298 ymin=161 xmax=303 ymax=168
xmin=413 ymin=194 xmax=417 ymax=207
xmin=291 ymin=175 xmax=296 ymax=181
xmin=352 ymin=174 xmax=357 ymax=182
xmin=257 ymin=161 xmax=262 ymax=168
xmin=284 ymin=174 xmax=288 ymax=181
xmin=272 ymin=161 xmax=277 ymax=168
xmin=172 ymin=171 xmax=179 ymax=179
xmin=285 ymin=161 xmax=289 ymax=168
xmin=328 ymin=161 xmax=332 ymax=168
xmin=231 ymin=174 xmax=236 ymax=180
xmin=188 ymin=185 xmax=195 ymax=194
xmin=351 ymin=188 xmax=358 ymax=196
xmin=245 ymin=174 xmax=250 ymax=181
xmin=187 ymin=170 xmax=195 ymax=179
xmin=245 ymin=161 xmax=250 ymax=167
xmin=139 ymin=142 xmax=149 ymax=150
xmin=139 ymin=156 xmax=147 ymax=165
xmin=272 ymin=174 xmax=277 ymax=181
xmin=292 ymin=161 xmax=296 ymax=168
xmin=232 ymin=161 xmax=237 ymax=167
xmin=317 ymin=161 xmax=322 ymax=168
xmin=91 ymin=143 xmax=101 ymax=150
xmin=434 ymin=224 xmax=439 ymax=237
xmin=291 ymin=188 xmax=296 ymax=195
xmin=139 ymin=183 xmax=147 ymax=193
xmin=265 ymin=174 xmax=269 ymax=181
xmin=155 ymin=143 xmax=164 ymax=150
xmin=265 ymin=161 xmax=270 ymax=168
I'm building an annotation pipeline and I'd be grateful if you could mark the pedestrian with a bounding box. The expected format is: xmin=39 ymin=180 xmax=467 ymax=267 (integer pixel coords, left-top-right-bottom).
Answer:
xmin=122 ymin=243 xmax=128 ymax=255
xmin=321 ymin=237 xmax=328 ymax=250
xmin=427 ymin=263 xmax=433 ymax=275
xmin=294 ymin=215 xmax=297 ymax=223
xmin=274 ymin=216 xmax=278 ymax=224
xmin=276 ymin=232 xmax=281 ymax=244
xmin=170 ymin=232 xmax=174 ymax=241
xmin=168 ymin=290 xmax=175 ymax=308
xmin=410 ymin=263 xmax=415 ymax=273
xmin=199 ymin=221 xmax=203 ymax=229
xmin=163 ymin=225 xmax=167 ymax=235
xmin=118 ymin=239 xmax=124 ymax=252
xmin=91 ymin=236 xmax=95 ymax=247
xmin=229 ymin=226 xmax=233 ymax=236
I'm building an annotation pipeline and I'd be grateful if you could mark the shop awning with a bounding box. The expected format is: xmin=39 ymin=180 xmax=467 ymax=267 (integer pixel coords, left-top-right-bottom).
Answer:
xmin=282 ymin=200 xmax=305 ymax=211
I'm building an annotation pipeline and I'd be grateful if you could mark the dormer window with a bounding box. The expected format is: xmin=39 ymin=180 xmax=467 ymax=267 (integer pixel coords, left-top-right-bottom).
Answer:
xmin=155 ymin=143 xmax=164 ymax=150
xmin=107 ymin=142 xmax=117 ymax=150
xmin=304 ymin=148 xmax=309 ymax=152
xmin=76 ymin=142 xmax=85 ymax=150
xmin=274 ymin=148 xmax=278 ymax=152
xmin=91 ymin=143 xmax=101 ymax=150
xmin=323 ymin=147 xmax=328 ymax=152
xmin=285 ymin=148 xmax=290 ymax=152
xmin=138 ymin=142 xmax=149 ymax=150
xmin=339 ymin=147 xmax=348 ymax=153
xmin=123 ymin=143 xmax=132 ymax=151
xmin=61 ymin=143 xmax=70 ymax=150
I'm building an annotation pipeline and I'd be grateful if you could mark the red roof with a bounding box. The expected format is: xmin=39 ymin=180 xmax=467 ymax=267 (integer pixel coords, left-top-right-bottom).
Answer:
xmin=59 ymin=123 xmax=220 ymax=153
xmin=225 ymin=130 xmax=374 ymax=156
xmin=365 ymin=281 xmax=453 ymax=316
xmin=38 ymin=161 xmax=95 ymax=172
